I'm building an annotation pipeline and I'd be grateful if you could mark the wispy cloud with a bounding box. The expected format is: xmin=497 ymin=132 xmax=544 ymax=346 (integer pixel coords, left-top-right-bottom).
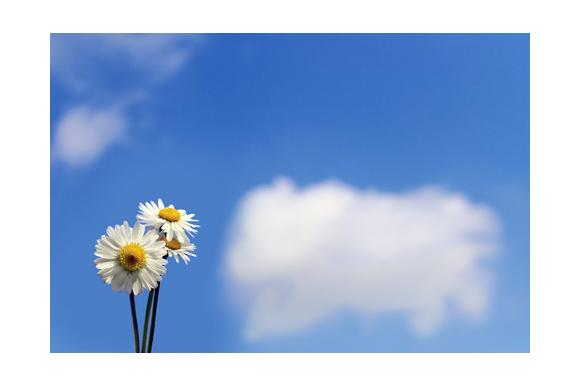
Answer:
xmin=53 ymin=106 xmax=127 ymax=167
xmin=225 ymin=177 xmax=500 ymax=341
xmin=51 ymin=34 xmax=204 ymax=167
xmin=51 ymin=34 xmax=203 ymax=94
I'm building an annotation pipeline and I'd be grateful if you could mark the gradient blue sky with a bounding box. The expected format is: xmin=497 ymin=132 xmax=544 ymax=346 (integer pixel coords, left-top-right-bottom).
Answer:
xmin=50 ymin=33 xmax=529 ymax=352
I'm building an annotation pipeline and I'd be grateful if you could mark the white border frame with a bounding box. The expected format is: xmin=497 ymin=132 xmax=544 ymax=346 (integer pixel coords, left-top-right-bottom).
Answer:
xmin=1 ymin=0 xmax=576 ymax=385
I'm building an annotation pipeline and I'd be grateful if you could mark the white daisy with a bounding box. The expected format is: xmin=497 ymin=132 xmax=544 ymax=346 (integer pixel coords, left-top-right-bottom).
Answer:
xmin=137 ymin=198 xmax=199 ymax=243
xmin=159 ymin=233 xmax=197 ymax=264
xmin=94 ymin=221 xmax=168 ymax=295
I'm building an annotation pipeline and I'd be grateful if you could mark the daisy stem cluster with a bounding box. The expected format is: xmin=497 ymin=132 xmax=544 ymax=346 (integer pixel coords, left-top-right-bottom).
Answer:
xmin=94 ymin=199 xmax=199 ymax=352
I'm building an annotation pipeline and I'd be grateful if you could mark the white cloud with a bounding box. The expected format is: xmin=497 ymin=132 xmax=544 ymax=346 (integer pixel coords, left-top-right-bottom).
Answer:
xmin=224 ymin=177 xmax=500 ymax=341
xmin=51 ymin=34 xmax=204 ymax=167
xmin=51 ymin=34 xmax=203 ymax=94
xmin=104 ymin=34 xmax=197 ymax=82
xmin=53 ymin=106 xmax=127 ymax=167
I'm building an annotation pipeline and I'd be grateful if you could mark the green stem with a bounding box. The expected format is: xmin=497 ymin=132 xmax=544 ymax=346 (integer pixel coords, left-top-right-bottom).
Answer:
xmin=129 ymin=292 xmax=140 ymax=353
xmin=146 ymin=241 xmax=167 ymax=353
xmin=141 ymin=290 xmax=154 ymax=353
xmin=147 ymin=281 xmax=161 ymax=352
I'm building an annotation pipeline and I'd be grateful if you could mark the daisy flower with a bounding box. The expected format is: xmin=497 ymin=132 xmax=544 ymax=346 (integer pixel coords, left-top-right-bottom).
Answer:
xmin=137 ymin=198 xmax=199 ymax=243
xmin=94 ymin=221 xmax=168 ymax=295
xmin=159 ymin=233 xmax=197 ymax=264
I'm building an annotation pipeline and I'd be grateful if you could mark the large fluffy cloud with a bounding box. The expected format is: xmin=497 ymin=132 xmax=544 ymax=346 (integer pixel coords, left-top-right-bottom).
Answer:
xmin=225 ymin=177 xmax=500 ymax=341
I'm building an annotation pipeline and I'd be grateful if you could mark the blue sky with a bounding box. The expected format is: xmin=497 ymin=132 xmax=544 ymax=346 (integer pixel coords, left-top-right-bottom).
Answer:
xmin=50 ymin=33 xmax=529 ymax=352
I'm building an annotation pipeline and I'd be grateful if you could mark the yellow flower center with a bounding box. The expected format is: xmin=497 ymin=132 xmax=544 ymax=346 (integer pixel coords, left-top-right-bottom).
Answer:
xmin=118 ymin=243 xmax=147 ymax=271
xmin=165 ymin=238 xmax=182 ymax=250
xmin=159 ymin=207 xmax=181 ymax=222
